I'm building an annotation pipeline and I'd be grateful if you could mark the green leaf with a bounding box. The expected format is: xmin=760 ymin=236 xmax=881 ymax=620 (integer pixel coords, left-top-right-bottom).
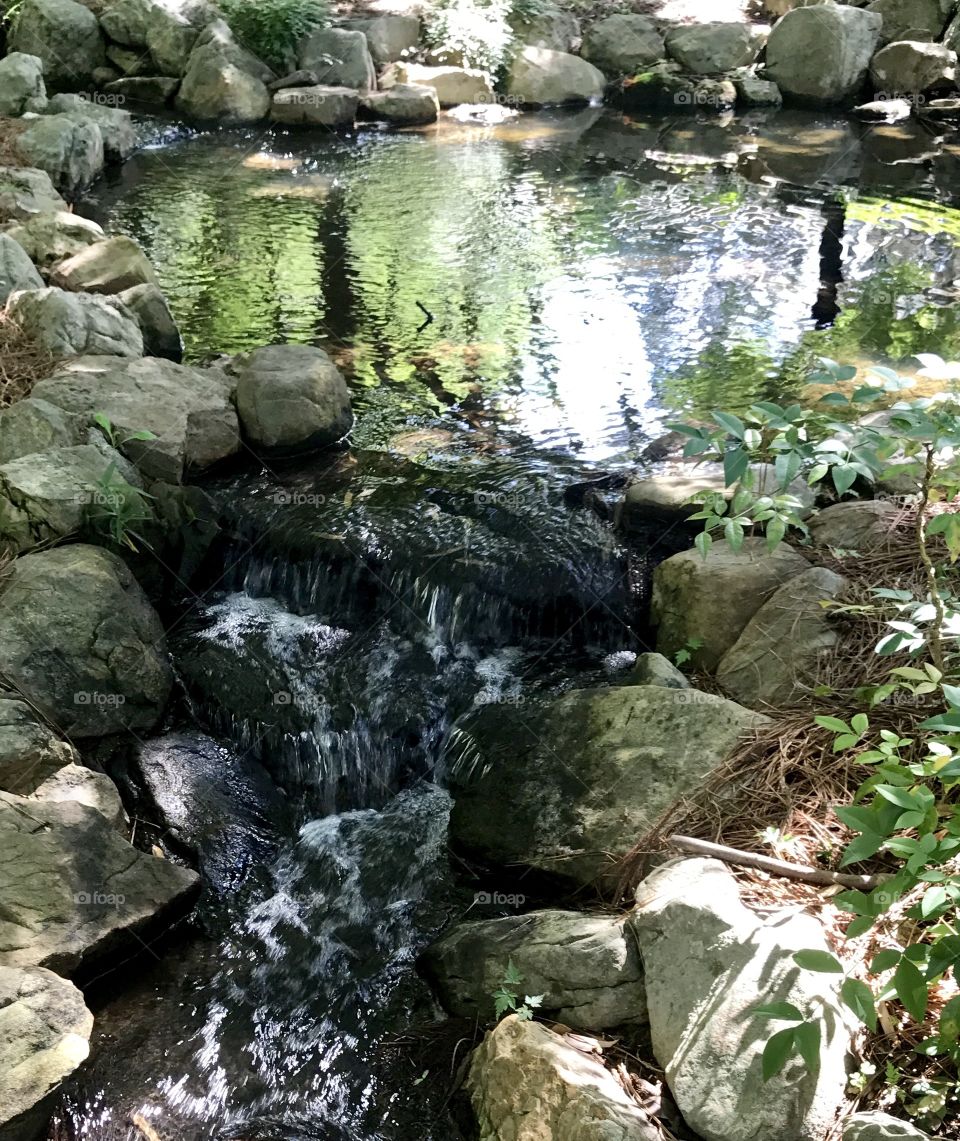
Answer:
xmin=870 ymin=949 xmax=902 ymax=974
xmin=939 ymin=995 xmax=960 ymax=1047
xmin=793 ymin=949 xmax=844 ymax=974
xmin=723 ymin=447 xmax=750 ymax=488
xmin=840 ymin=832 xmax=885 ymax=867
xmin=762 ymin=1026 xmax=797 ymax=1081
xmin=713 ymin=411 xmax=746 ymax=439
xmin=942 ymin=683 xmax=960 ymax=710
xmin=832 ymin=464 xmax=858 ymax=496
xmin=893 ymin=958 xmax=928 ymax=1023
xmin=875 ymin=785 xmax=922 ymax=810
xmin=754 ymin=1002 xmax=805 ymax=1022
xmin=840 ymin=978 xmax=877 ymax=1031
xmin=503 ymin=959 xmax=523 ymax=987
xmin=920 ymin=885 xmax=949 ymax=918
xmin=794 ymin=1020 xmax=821 ymax=1074
xmin=694 ymin=531 xmax=713 ymax=561
xmin=766 ymin=514 xmax=787 ymax=552
xmin=815 ymin=716 xmax=851 ymax=734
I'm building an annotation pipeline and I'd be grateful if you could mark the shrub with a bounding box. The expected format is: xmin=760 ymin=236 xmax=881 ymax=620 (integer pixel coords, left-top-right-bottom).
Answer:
xmin=218 ymin=0 xmax=329 ymax=73
xmin=423 ymin=0 xmax=551 ymax=74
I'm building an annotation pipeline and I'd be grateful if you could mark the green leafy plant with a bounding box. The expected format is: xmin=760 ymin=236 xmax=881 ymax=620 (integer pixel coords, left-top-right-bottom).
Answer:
xmin=87 ymin=462 xmax=155 ymax=552
xmin=492 ymin=960 xmax=544 ymax=1021
xmin=674 ymin=635 xmax=703 ymax=669
xmin=218 ymin=0 xmax=329 ymax=73
xmin=93 ymin=412 xmax=157 ymax=451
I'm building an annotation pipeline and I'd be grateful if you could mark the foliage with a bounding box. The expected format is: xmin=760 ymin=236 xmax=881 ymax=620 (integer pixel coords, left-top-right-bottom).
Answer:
xmin=422 ymin=0 xmax=550 ymax=74
xmin=87 ymin=462 xmax=155 ymax=552
xmin=492 ymin=960 xmax=544 ymax=1021
xmin=218 ymin=0 xmax=329 ymax=72
xmin=674 ymin=636 xmax=703 ymax=670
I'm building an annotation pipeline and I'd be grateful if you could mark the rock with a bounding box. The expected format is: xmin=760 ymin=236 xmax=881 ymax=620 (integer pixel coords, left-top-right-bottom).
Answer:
xmin=360 ymin=83 xmax=439 ymax=124
xmin=866 ymin=0 xmax=949 ymax=45
xmin=0 ymin=233 xmax=43 ymax=305
xmin=114 ymin=282 xmax=182 ymax=361
xmin=347 ymin=14 xmax=420 ymax=66
xmin=104 ymin=76 xmax=180 ymax=105
xmin=98 ymin=0 xmax=215 ymax=75
xmin=809 ymin=499 xmax=901 ymax=549
xmin=716 ymin=567 xmax=848 ymax=708
xmin=105 ymin=44 xmax=152 ymax=77
xmin=632 ymin=858 xmax=852 ymax=1141
xmin=947 ymin=11 xmax=960 ymax=53
xmin=8 ymin=0 xmax=105 ymax=91
xmin=0 ymin=167 xmax=66 ymax=223
xmin=0 ymin=965 xmax=93 ymax=1141
xmin=508 ymin=6 xmax=580 ymax=53
xmin=232 ymin=343 xmax=353 ymax=455
xmin=581 ymin=14 xmax=664 ymax=76
xmin=0 ymin=398 xmax=81 ymax=465
xmin=448 ymin=685 xmax=768 ymax=887
xmin=651 ymin=538 xmax=811 ymax=672
xmin=628 ymin=651 xmax=690 ymax=689
xmin=176 ymin=20 xmax=272 ymax=123
xmin=0 ymin=52 xmax=48 ymax=116
xmin=384 ymin=62 xmax=493 ymax=107
xmin=267 ymin=68 xmax=319 ymax=92
xmin=734 ymin=71 xmax=783 ymax=106
xmin=32 ymin=355 xmax=239 ymax=482
xmin=466 ymin=1016 xmax=660 ymax=1141
xmin=870 ymin=41 xmax=956 ymax=94
xmin=0 ymin=699 xmax=76 ymax=794
xmin=11 ymin=115 xmax=104 ymax=197
xmin=665 ymin=22 xmax=758 ymax=75
xmin=843 ymin=1112 xmax=933 ymax=1140
xmin=31 ymin=763 xmax=126 ymax=830
xmin=3 ymin=210 xmax=105 ymax=266
xmin=298 ymin=27 xmax=376 ymax=91
xmin=422 ymin=910 xmax=646 ymax=1030
xmin=92 ymin=65 xmax=122 ymax=88
xmin=765 ymin=3 xmax=883 ymax=105
xmin=506 ymin=47 xmax=606 ymax=106
xmin=0 ymin=545 xmax=173 ymax=738
xmin=855 ymin=97 xmax=913 ymax=121
xmin=693 ymin=76 xmax=737 ymax=111
xmin=0 ymin=790 xmax=197 ymax=972
xmin=270 ymin=85 xmax=359 ymax=127
xmin=0 ymin=441 xmax=145 ymax=555
xmin=43 ymin=93 xmax=137 ymax=163
xmin=5 ymin=287 xmax=143 ymax=359
xmin=50 ymin=236 xmax=156 ymax=295
xmin=920 ymin=95 xmax=960 ymax=117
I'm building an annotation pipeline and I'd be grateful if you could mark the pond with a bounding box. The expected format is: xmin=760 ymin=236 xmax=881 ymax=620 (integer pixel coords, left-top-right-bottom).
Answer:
xmin=55 ymin=105 xmax=960 ymax=1141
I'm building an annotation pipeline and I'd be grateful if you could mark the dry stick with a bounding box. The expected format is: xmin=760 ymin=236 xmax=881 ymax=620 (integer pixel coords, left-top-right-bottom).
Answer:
xmin=130 ymin=1114 xmax=164 ymax=1141
xmin=668 ymin=834 xmax=887 ymax=890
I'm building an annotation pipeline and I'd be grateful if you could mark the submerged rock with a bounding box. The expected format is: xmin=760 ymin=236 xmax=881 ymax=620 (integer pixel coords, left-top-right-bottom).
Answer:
xmin=506 ymin=46 xmax=606 ymax=106
xmin=0 ymin=52 xmax=48 ymax=116
xmin=8 ymin=0 xmax=105 ymax=91
xmin=5 ymin=287 xmax=144 ymax=359
xmin=51 ymin=235 xmax=157 ymax=295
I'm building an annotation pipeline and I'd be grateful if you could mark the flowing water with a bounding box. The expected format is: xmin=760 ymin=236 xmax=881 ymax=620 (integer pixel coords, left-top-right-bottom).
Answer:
xmin=55 ymin=106 xmax=960 ymax=1140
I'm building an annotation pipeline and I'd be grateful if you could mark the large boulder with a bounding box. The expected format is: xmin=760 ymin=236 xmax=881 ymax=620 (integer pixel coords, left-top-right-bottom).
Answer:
xmin=0 ymin=965 xmax=93 ymax=1141
xmin=51 ymin=236 xmax=157 ymax=295
xmin=5 ymin=287 xmax=143 ymax=359
xmin=765 ymin=3 xmax=884 ymax=105
xmin=8 ymin=0 xmax=105 ymax=91
xmin=870 ymin=40 xmax=956 ymax=93
xmin=0 ymin=168 xmax=66 ymax=223
xmin=664 ymin=22 xmax=758 ymax=74
xmin=2 ymin=210 xmax=105 ymax=266
xmin=30 ymin=761 xmax=127 ymax=830
xmin=103 ymin=76 xmax=180 ymax=105
xmin=843 ymin=1112 xmax=932 ymax=1140
xmin=466 ymin=1016 xmax=660 ymax=1141
xmin=867 ymin=0 xmax=949 ymax=45
xmin=422 ymin=910 xmax=645 ymax=1030
xmin=43 ymin=93 xmax=137 ymax=164
xmin=345 ymin=14 xmax=420 ymax=66
xmin=0 ymin=790 xmax=197 ymax=972
xmin=360 ymin=84 xmax=439 ymax=124
xmin=270 ymin=85 xmax=359 ymax=127
xmin=11 ymin=115 xmax=104 ymax=197
xmin=651 ymin=538 xmax=810 ymax=672
xmin=99 ymin=0 xmax=216 ymax=75
xmin=0 ymin=699 xmax=77 ymax=794
xmin=632 ymin=858 xmax=853 ymax=1141
xmin=0 ymin=53 xmax=48 ymax=116
xmin=384 ymin=62 xmax=493 ymax=106
xmin=809 ymin=499 xmax=900 ymax=549
xmin=508 ymin=5 xmax=580 ymax=53
xmin=232 ymin=343 xmax=353 ymax=456
xmin=0 ymin=233 xmax=43 ymax=305
xmin=0 ymin=398 xmax=81 ymax=465
xmin=114 ymin=282 xmax=182 ymax=361
xmin=32 ymin=355 xmax=239 ymax=482
xmin=506 ymin=46 xmax=605 ymax=106
xmin=716 ymin=567 xmax=848 ymax=708
xmin=298 ymin=27 xmax=376 ymax=90
xmin=176 ymin=20 xmax=272 ymax=123
xmin=0 ymin=545 xmax=173 ymax=737
xmin=448 ymin=685 xmax=768 ymax=887
xmin=580 ymin=14 xmax=664 ymax=76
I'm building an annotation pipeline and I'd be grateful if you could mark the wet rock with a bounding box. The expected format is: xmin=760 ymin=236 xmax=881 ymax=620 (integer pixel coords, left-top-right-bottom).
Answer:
xmin=0 ymin=167 xmax=66 ymax=223
xmin=870 ymin=40 xmax=956 ymax=94
xmin=0 ymin=545 xmax=173 ymax=738
xmin=8 ymin=0 xmax=105 ymax=91
xmin=32 ymin=355 xmax=239 ymax=482
xmin=2 ymin=210 xmax=105 ymax=266
xmin=0 ymin=790 xmax=197 ymax=972
xmin=114 ymin=282 xmax=182 ymax=361
xmin=0 ymin=233 xmax=43 ymax=305
xmin=632 ymin=858 xmax=853 ymax=1141
xmin=43 ymin=93 xmax=137 ymax=163
xmin=467 ymin=1016 xmax=660 ymax=1141
xmin=843 ymin=1112 xmax=932 ymax=1140
xmin=581 ymin=14 xmax=664 ymax=76
xmin=384 ymin=62 xmax=493 ymax=106
xmin=360 ymin=83 xmax=439 ymax=124
xmin=270 ymin=85 xmax=359 ymax=127
xmin=345 ymin=14 xmax=421 ymax=66
xmin=923 ymin=95 xmax=960 ymax=117
xmin=298 ymin=27 xmax=376 ymax=91
xmin=765 ymin=4 xmax=883 ymax=105
xmin=614 ymin=59 xmax=696 ymax=111
xmin=268 ymin=68 xmax=320 ymax=92
xmin=0 ymin=52 xmax=48 ymax=116
xmin=866 ymin=0 xmax=949 ymax=45
xmin=628 ymin=651 xmax=690 ymax=689
xmin=717 ymin=567 xmax=848 ymax=708
xmin=508 ymin=5 xmax=579 ymax=52
xmin=422 ymin=910 xmax=646 ymax=1030
xmin=694 ymin=76 xmax=737 ymax=111
xmin=855 ymin=97 xmax=913 ymax=121
xmin=104 ymin=76 xmax=180 ymax=105
xmin=734 ymin=71 xmax=782 ymax=106
xmin=232 ymin=343 xmax=353 ymax=455
xmin=0 ymin=965 xmax=93 ymax=1141
xmin=50 ymin=236 xmax=156 ymax=295
xmin=665 ymin=22 xmax=758 ymax=75
xmin=0 ymin=699 xmax=77 ymax=795
xmin=176 ymin=20 xmax=272 ymax=123
xmin=448 ymin=685 xmax=768 ymax=887
xmin=5 ymin=287 xmax=143 ymax=358
xmin=651 ymin=538 xmax=811 ymax=672
xmin=809 ymin=499 xmax=901 ymax=549
xmin=12 ymin=115 xmax=104 ymax=196
xmin=506 ymin=46 xmax=605 ymax=106
xmin=31 ymin=763 xmax=127 ymax=831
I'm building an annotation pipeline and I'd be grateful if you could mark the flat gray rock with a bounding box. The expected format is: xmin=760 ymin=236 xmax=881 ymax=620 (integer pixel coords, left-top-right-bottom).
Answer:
xmin=6 ymin=287 xmax=143 ymax=359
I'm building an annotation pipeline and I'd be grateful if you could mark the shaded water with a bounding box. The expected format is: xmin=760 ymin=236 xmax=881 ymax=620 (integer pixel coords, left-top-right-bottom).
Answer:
xmin=59 ymin=106 xmax=960 ymax=1140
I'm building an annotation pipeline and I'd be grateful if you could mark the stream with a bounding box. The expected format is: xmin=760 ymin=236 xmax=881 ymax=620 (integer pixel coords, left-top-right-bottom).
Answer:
xmin=52 ymin=105 xmax=960 ymax=1140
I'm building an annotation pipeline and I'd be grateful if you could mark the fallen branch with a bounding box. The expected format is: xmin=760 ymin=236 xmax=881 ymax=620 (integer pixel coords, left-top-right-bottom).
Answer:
xmin=668 ymin=834 xmax=886 ymax=890
xmin=130 ymin=1114 xmax=163 ymax=1141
